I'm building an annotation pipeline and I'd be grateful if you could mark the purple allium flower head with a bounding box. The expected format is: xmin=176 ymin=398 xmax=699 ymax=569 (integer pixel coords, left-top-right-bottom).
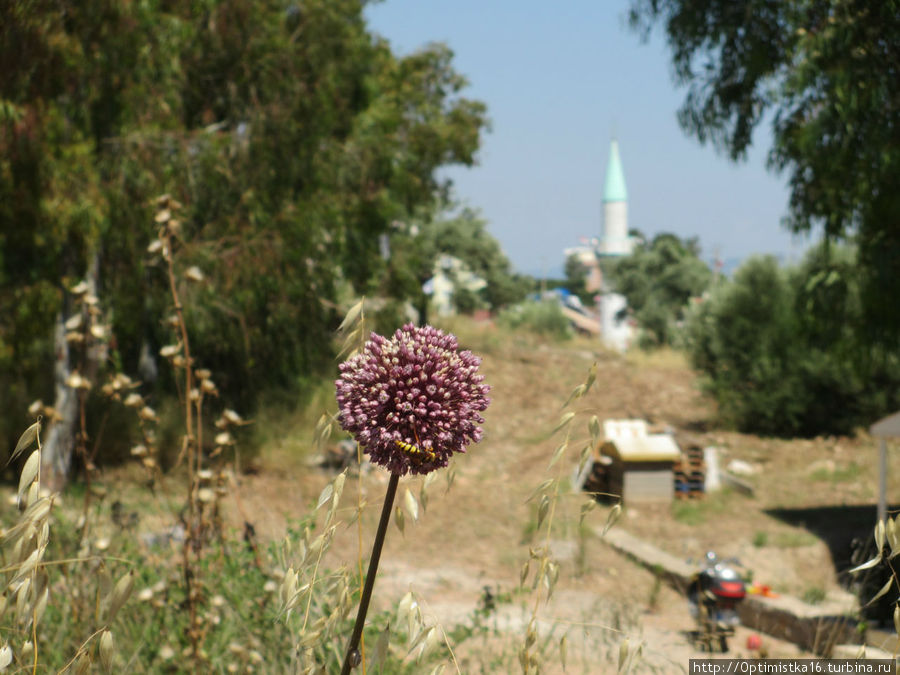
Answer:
xmin=335 ymin=323 xmax=491 ymax=476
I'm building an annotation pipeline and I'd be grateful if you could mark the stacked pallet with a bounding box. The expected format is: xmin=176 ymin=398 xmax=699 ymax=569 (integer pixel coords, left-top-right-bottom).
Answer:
xmin=582 ymin=455 xmax=618 ymax=504
xmin=674 ymin=445 xmax=706 ymax=499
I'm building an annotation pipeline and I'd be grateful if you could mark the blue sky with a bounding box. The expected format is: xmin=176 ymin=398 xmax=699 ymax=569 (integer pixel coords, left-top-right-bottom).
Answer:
xmin=365 ymin=0 xmax=812 ymax=277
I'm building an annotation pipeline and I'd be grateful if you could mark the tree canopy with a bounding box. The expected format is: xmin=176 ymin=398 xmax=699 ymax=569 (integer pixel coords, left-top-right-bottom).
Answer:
xmin=606 ymin=232 xmax=712 ymax=347
xmin=0 ymin=0 xmax=488 ymax=455
xmin=629 ymin=0 xmax=900 ymax=339
xmin=685 ymin=246 xmax=900 ymax=436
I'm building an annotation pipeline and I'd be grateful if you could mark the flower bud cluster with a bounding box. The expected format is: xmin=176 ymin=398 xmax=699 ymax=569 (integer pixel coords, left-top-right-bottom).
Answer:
xmin=336 ymin=324 xmax=490 ymax=475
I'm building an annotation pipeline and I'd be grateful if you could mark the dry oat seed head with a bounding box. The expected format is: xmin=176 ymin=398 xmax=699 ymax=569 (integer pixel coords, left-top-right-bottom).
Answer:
xmin=335 ymin=323 xmax=490 ymax=476
xmin=65 ymin=314 xmax=83 ymax=331
xmin=0 ymin=645 xmax=11 ymax=670
xmin=185 ymin=266 xmax=205 ymax=282
xmin=223 ymin=409 xmax=244 ymax=424
xmin=159 ymin=344 xmax=181 ymax=358
xmin=124 ymin=393 xmax=143 ymax=408
xmin=70 ymin=280 xmax=89 ymax=295
xmin=139 ymin=406 xmax=158 ymax=422
xmin=100 ymin=630 xmax=115 ymax=672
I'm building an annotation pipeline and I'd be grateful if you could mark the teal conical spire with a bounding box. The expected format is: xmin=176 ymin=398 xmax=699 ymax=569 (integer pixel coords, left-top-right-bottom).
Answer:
xmin=603 ymin=139 xmax=628 ymax=203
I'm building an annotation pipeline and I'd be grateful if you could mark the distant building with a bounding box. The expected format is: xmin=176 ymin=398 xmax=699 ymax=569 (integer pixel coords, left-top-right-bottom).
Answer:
xmin=577 ymin=418 xmax=682 ymax=504
xmin=559 ymin=140 xmax=639 ymax=351
xmin=423 ymin=254 xmax=487 ymax=316
xmin=599 ymin=293 xmax=632 ymax=352
xmin=598 ymin=139 xmax=638 ymax=257
xmin=597 ymin=139 xmax=638 ymax=350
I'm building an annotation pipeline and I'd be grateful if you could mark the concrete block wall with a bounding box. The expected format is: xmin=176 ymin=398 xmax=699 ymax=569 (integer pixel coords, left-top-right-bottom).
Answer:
xmin=602 ymin=527 xmax=860 ymax=655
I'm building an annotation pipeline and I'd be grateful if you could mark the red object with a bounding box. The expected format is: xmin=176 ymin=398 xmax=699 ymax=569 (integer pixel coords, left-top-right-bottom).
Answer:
xmin=714 ymin=581 xmax=747 ymax=599
xmin=747 ymin=634 xmax=762 ymax=650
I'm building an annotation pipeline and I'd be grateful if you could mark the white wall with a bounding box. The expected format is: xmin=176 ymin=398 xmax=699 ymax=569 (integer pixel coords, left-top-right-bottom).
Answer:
xmin=602 ymin=201 xmax=632 ymax=255
xmin=599 ymin=292 xmax=633 ymax=352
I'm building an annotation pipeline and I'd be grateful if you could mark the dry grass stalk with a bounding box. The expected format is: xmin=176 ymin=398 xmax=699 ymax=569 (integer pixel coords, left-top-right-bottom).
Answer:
xmin=3 ymin=414 xmax=137 ymax=673
xmin=144 ymin=194 xmax=250 ymax=663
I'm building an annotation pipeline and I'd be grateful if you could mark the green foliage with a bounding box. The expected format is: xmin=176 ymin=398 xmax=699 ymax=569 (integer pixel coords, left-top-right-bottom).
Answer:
xmin=384 ymin=205 xmax=531 ymax=322
xmin=685 ymin=246 xmax=900 ymax=436
xmin=629 ymin=0 xmax=900 ymax=341
xmin=17 ymin=500 xmax=346 ymax=673
xmin=606 ymin=232 xmax=712 ymax=347
xmin=0 ymin=0 xmax=488 ymax=458
xmin=563 ymin=255 xmax=588 ymax=303
xmin=498 ymin=300 xmax=572 ymax=341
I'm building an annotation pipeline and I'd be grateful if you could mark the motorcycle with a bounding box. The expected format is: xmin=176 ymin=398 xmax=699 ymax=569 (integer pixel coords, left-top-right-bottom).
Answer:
xmin=687 ymin=551 xmax=746 ymax=652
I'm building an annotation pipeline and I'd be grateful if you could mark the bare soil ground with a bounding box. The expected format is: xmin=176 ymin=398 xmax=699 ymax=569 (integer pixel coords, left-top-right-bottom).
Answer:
xmin=215 ymin=322 xmax=883 ymax=672
xmin=66 ymin=321 xmax=886 ymax=672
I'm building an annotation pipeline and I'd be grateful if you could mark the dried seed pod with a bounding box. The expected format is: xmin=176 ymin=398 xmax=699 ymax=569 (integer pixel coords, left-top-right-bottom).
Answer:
xmin=18 ymin=451 xmax=40 ymax=503
xmin=11 ymin=418 xmax=42 ymax=464
xmin=124 ymin=393 xmax=143 ymax=408
xmin=73 ymin=652 xmax=92 ymax=675
xmin=106 ymin=570 xmax=135 ymax=623
xmin=65 ymin=314 xmax=83 ymax=331
xmin=70 ymin=280 xmax=90 ymax=295
xmin=65 ymin=373 xmax=91 ymax=390
xmin=185 ymin=266 xmax=204 ymax=282
xmin=24 ymin=481 xmax=40 ymax=510
xmin=223 ymin=409 xmax=244 ymax=425
xmin=404 ymin=489 xmax=419 ymax=523
xmin=99 ymin=630 xmax=115 ymax=672
xmin=139 ymin=407 xmax=158 ymax=422
xmin=159 ymin=344 xmax=181 ymax=358
xmin=33 ymin=586 xmax=48 ymax=627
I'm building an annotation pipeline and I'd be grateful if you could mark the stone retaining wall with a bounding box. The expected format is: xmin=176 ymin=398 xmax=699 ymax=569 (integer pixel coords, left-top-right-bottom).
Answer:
xmin=602 ymin=527 xmax=859 ymax=655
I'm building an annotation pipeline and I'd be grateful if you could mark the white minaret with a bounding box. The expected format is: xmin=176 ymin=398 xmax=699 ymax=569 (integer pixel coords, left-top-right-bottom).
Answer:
xmin=601 ymin=139 xmax=633 ymax=256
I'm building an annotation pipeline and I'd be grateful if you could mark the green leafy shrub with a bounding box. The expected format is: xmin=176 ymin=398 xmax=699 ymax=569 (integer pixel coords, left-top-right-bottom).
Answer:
xmin=606 ymin=232 xmax=712 ymax=347
xmin=685 ymin=247 xmax=900 ymax=436
xmin=497 ymin=300 xmax=572 ymax=340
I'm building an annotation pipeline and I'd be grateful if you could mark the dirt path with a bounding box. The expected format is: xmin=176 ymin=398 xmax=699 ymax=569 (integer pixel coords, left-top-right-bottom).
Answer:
xmin=218 ymin=329 xmax=839 ymax=671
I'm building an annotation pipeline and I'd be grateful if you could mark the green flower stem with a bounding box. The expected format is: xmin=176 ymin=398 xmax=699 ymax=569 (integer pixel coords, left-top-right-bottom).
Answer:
xmin=341 ymin=472 xmax=400 ymax=674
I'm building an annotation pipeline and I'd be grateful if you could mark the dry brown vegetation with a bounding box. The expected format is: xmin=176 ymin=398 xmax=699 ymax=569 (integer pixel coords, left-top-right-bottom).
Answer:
xmin=6 ymin=318 xmax=886 ymax=672
xmin=219 ymin=320 xmax=878 ymax=669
